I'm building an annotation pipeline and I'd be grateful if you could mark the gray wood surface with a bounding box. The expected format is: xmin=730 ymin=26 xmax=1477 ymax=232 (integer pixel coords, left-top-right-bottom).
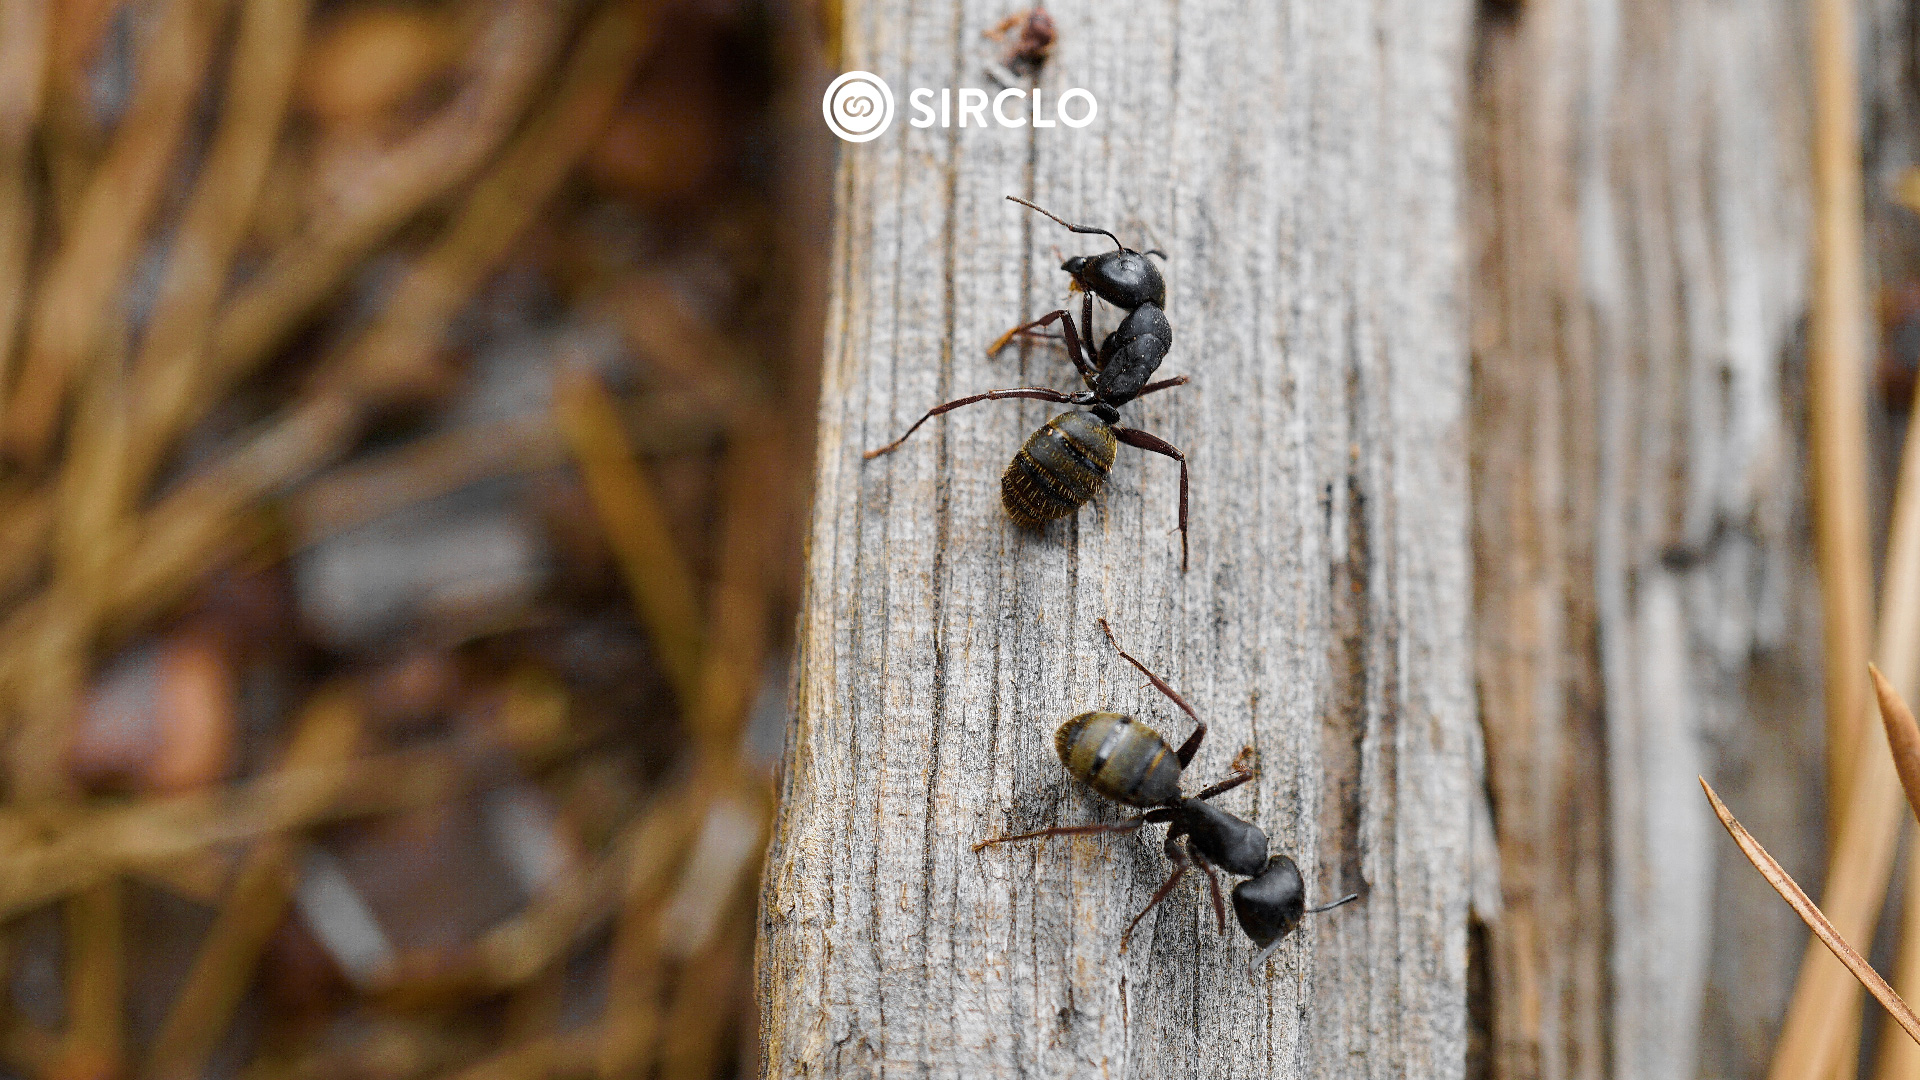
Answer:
xmin=758 ymin=1 xmax=1475 ymax=1076
xmin=1468 ymin=4 xmax=1824 ymax=1079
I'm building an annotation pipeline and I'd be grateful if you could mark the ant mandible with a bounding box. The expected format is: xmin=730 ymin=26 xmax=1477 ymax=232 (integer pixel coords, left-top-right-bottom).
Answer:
xmin=975 ymin=619 xmax=1357 ymax=970
xmin=865 ymin=197 xmax=1190 ymax=570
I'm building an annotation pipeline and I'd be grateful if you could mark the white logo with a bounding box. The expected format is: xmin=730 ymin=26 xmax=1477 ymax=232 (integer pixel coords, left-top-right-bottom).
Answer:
xmin=823 ymin=71 xmax=894 ymax=143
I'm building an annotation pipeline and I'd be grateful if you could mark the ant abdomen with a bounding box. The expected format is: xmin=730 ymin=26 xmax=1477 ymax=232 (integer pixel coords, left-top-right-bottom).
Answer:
xmin=1055 ymin=710 xmax=1182 ymax=808
xmin=1001 ymin=410 xmax=1116 ymax=527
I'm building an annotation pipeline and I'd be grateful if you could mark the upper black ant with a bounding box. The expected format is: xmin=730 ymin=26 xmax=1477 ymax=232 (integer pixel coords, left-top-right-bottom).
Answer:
xmin=974 ymin=619 xmax=1358 ymax=971
xmin=865 ymin=197 xmax=1190 ymax=570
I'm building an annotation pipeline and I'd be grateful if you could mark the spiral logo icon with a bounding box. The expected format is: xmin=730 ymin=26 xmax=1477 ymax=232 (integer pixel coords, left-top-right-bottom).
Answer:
xmin=823 ymin=71 xmax=894 ymax=143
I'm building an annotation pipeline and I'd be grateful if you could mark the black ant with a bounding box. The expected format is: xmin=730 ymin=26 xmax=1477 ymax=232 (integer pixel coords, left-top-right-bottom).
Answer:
xmin=865 ymin=197 xmax=1190 ymax=570
xmin=975 ymin=619 xmax=1358 ymax=971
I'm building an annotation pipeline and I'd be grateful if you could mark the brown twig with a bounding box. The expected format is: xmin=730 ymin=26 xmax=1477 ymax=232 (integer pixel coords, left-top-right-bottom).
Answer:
xmin=202 ymin=0 xmax=562 ymax=406
xmin=0 ymin=745 xmax=457 ymax=920
xmin=61 ymin=878 xmax=124 ymax=1080
xmin=1704 ymin=778 xmax=1920 ymax=1047
xmin=656 ymin=907 xmax=754 ymax=1080
xmin=53 ymin=349 xmax=131 ymax=598
xmin=1881 ymin=662 xmax=1920 ymax=1078
xmin=287 ymin=415 xmax=565 ymax=547
xmin=1809 ymin=0 xmax=1875 ymax=1060
xmin=601 ymin=275 xmax=774 ymax=429
xmin=555 ymin=367 xmax=704 ymax=704
xmin=0 ymin=485 xmax=52 ymax=606
xmin=1807 ymin=0 xmax=1874 ymax=830
xmin=0 ymin=3 xmax=800 ymax=1073
xmin=0 ymin=0 xmax=47 ymax=407
xmin=437 ymin=1031 xmax=598 ymax=1080
xmin=0 ymin=0 xmax=650 ymax=725
xmin=0 ymin=396 xmax=358 ymax=747
xmin=597 ymin=795 xmax=705 ymax=1077
xmin=0 ymin=1015 xmax=58 ymax=1080
xmin=653 ymin=788 xmax=767 ymax=1080
xmin=124 ymin=0 xmax=314 ymax=490
xmin=686 ymin=416 xmax=786 ymax=764
xmin=1874 ymin=663 xmax=1920 ymax=829
xmin=36 ymin=0 xmax=119 ymax=223
xmin=144 ymin=688 xmax=364 ymax=1080
xmin=4 ymin=0 xmax=230 ymax=466
xmin=470 ymin=799 xmax=695 ymax=993
xmin=328 ymin=0 xmax=657 ymax=405
xmin=15 ymin=0 xmax=660 ymax=670
xmin=1769 ymin=298 xmax=1920 ymax=1080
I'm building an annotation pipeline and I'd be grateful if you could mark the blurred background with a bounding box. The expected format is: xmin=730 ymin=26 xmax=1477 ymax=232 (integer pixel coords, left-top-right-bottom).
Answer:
xmin=0 ymin=0 xmax=833 ymax=1077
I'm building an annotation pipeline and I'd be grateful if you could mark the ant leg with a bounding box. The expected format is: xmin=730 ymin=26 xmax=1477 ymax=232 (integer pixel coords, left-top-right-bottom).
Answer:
xmin=987 ymin=308 xmax=1100 ymax=388
xmin=1113 ymin=426 xmax=1189 ymax=572
xmin=1135 ymin=375 xmax=1190 ymax=398
xmin=973 ymin=817 xmax=1145 ymax=851
xmin=987 ymin=309 xmax=1071 ymax=357
xmin=1249 ymin=937 xmax=1286 ymax=974
xmin=1120 ymin=832 xmax=1192 ymax=951
xmin=1056 ymin=298 xmax=1098 ymax=387
xmin=1197 ymin=855 xmax=1227 ymax=934
xmin=1193 ymin=746 xmax=1258 ymax=801
xmin=972 ymin=808 xmax=1170 ymax=852
xmin=1096 ymin=618 xmax=1205 ymax=766
xmin=1193 ymin=770 xmax=1255 ymax=802
xmin=865 ymin=387 xmax=1076 ymax=459
xmin=1081 ymin=290 xmax=1100 ymax=375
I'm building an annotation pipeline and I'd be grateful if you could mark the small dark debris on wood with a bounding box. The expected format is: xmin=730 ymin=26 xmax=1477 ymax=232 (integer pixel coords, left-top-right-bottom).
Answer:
xmin=985 ymin=5 xmax=1056 ymax=79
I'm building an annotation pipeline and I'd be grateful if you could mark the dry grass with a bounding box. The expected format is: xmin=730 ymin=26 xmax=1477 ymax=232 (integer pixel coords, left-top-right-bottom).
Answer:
xmin=0 ymin=1 xmax=828 ymax=1077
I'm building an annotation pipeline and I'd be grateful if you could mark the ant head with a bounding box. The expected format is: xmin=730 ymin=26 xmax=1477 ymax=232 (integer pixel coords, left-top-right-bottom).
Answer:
xmin=1009 ymin=195 xmax=1167 ymax=309
xmin=1177 ymin=799 xmax=1268 ymax=877
xmin=1061 ymin=250 xmax=1166 ymax=310
xmin=1231 ymin=854 xmax=1306 ymax=950
xmin=1234 ymin=855 xmax=1360 ymax=972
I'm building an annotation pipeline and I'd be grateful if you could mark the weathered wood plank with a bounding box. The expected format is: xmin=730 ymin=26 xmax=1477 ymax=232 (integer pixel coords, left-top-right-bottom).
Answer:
xmin=759 ymin=1 xmax=1474 ymax=1076
xmin=1467 ymin=2 xmax=1822 ymax=1079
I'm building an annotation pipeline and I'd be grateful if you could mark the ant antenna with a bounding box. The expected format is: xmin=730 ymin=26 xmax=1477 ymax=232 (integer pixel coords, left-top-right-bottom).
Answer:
xmin=1247 ymin=892 xmax=1360 ymax=975
xmin=1007 ymin=195 xmax=1126 ymax=252
xmin=1144 ymin=249 xmax=1168 ymax=260
xmin=1308 ymin=892 xmax=1360 ymax=915
xmin=1248 ymin=938 xmax=1286 ymax=975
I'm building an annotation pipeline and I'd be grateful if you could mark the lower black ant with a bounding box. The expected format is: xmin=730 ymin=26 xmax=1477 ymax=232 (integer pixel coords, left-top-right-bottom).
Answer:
xmin=974 ymin=619 xmax=1358 ymax=970
xmin=865 ymin=200 xmax=1190 ymax=570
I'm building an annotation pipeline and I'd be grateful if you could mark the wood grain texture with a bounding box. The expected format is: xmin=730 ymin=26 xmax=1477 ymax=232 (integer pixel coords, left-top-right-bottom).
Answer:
xmin=1467 ymin=2 xmax=1822 ymax=1079
xmin=758 ymin=1 xmax=1473 ymax=1076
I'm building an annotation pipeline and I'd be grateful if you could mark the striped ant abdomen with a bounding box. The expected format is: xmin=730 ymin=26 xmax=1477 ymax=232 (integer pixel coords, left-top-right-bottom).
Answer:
xmin=1054 ymin=710 xmax=1183 ymax=808
xmin=1001 ymin=410 xmax=1117 ymax=528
